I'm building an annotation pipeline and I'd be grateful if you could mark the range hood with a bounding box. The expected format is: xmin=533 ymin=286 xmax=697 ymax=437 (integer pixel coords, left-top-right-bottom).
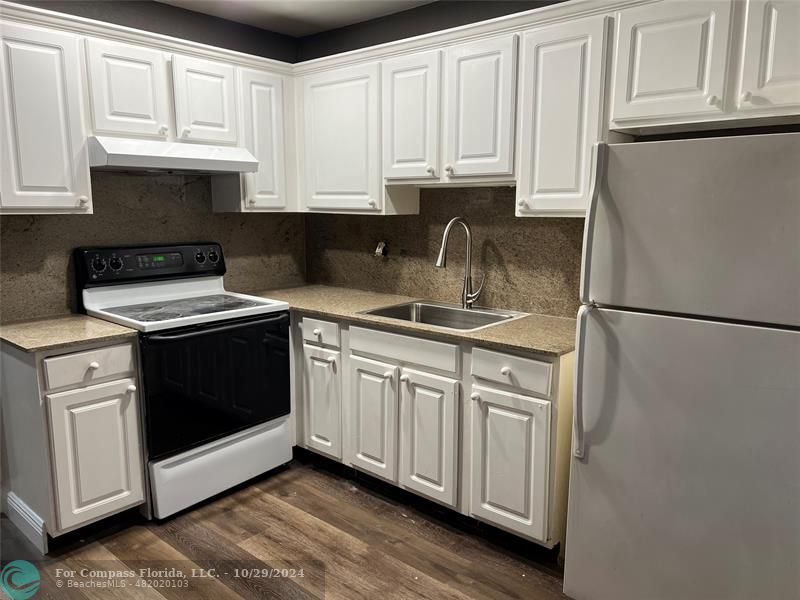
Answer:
xmin=88 ymin=136 xmax=258 ymax=174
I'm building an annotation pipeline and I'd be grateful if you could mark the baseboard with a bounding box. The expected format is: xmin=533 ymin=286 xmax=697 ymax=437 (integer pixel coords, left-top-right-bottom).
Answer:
xmin=5 ymin=492 xmax=47 ymax=554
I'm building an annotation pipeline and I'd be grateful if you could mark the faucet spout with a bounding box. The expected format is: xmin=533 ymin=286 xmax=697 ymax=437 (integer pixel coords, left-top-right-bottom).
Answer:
xmin=434 ymin=217 xmax=484 ymax=309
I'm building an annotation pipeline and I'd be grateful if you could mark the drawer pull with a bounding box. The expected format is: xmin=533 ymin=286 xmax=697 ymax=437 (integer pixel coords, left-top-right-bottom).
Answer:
xmin=313 ymin=328 xmax=322 ymax=337
xmin=500 ymin=366 xmax=512 ymax=376
xmin=470 ymin=392 xmax=481 ymax=402
xmin=126 ymin=384 xmax=137 ymax=393
xmin=88 ymin=361 xmax=100 ymax=370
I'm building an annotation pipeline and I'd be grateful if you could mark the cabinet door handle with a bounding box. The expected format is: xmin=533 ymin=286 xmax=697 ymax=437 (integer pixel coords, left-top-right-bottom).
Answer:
xmin=517 ymin=198 xmax=527 ymax=208
xmin=706 ymin=94 xmax=719 ymax=106
xmin=367 ymin=199 xmax=377 ymax=208
xmin=158 ymin=124 xmax=169 ymax=135
xmin=127 ymin=384 xmax=137 ymax=393
xmin=78 ymin=196 xmax=89 ymax=206
xmin=383 ymin=371 xmax=394 ymax=379
xmin=248 ymin=197 xmax=256 ymax=206
xmin=740 ymin=91 xmax=752 ymax=103
xmin=470 ymin=392 xmax=481 ymax=402
xmin=444 ymin=164 xmax=454 ymax=174
xmin=182 ymin=127 xmax=191 ymax=137
xmin=88 ymin=361 xmax=100 ymax=370
xmin=500 ymin=366 xmax=512 ymax=376
xmin=425 ymin=165 xmax=435 ymax=175
xmin=326 ymin=356 xmax=336 ymax=363
xmin=399 ymin=374 xmax=410 ymax=383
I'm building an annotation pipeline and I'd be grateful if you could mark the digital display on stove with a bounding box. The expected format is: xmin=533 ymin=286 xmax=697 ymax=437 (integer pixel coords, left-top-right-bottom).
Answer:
xmin=137 ymin=251 xmax=183 ymax=269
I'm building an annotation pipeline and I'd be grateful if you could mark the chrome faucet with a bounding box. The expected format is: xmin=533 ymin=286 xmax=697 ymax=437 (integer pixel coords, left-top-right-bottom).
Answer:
xmin=435 ymin=217 xmax=484 ymax=309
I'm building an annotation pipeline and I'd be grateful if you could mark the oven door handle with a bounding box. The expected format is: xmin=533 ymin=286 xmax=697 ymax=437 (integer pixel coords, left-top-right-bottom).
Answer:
xmin=145 ymin=312 xmax=289 ymax=343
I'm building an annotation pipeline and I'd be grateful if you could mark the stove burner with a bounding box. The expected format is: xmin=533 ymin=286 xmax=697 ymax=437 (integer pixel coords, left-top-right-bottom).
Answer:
xmin=105 ymin=294 xmax=266 ymax=322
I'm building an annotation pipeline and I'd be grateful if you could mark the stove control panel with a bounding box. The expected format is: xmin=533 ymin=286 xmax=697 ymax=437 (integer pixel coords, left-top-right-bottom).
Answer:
xmin=75 ymin=243 xmax=226 ymax=289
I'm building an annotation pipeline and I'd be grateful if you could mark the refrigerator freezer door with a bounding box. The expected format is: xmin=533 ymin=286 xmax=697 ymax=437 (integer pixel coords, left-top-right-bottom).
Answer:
xmin=582 ymin=132 xmax=800 ymax=327
xmin=564 ymin=308 xmax=800 ymax=600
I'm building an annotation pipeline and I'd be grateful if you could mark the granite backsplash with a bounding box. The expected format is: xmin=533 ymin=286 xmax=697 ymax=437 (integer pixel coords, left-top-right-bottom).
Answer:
xmin=306 ymin=187 xmax=584 ymax=319
xmin=0 ymin=173 xmax=306 ymax=323
xmin=1 ymin=182 xmax=582 ymax=323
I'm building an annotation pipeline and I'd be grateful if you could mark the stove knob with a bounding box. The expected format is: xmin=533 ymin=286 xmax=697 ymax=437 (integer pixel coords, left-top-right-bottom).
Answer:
xmin=195 ymin=252 xmax=206 ymax=264
xmin=207 ymin=250 xmax=219 ymax=263
xmin=91 ymin=257 xmax=107 ymax=273
xmin=109 ymin=257 xmax=123 ymax=271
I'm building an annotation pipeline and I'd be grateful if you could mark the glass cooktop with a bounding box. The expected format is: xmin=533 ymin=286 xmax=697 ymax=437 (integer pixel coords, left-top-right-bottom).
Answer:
xmin=104 ymin=294 xmax=268 ymax=322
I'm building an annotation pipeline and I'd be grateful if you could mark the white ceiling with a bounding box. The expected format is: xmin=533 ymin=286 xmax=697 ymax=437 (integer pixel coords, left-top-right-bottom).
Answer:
xmin=155 ymin=0 xmax=438 ymax=37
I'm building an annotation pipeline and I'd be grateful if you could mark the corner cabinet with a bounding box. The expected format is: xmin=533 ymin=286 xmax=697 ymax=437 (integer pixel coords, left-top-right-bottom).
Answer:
xmin=301 ymin=63 xmax=382 ymax=211
xmin=516 ymin=15 xmax=610 ymax=217
xmin=0 ymin=340 xmax=145 ymax=553
xmin=0 ymin=23 xmax=92 ymax=214
xmin=442 ymin=35 xmax=518 ymax=179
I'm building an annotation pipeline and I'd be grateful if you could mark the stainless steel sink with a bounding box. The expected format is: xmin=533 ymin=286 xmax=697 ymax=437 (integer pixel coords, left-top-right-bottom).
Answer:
xmin=360 ymin=301 xmax=527 ymax=332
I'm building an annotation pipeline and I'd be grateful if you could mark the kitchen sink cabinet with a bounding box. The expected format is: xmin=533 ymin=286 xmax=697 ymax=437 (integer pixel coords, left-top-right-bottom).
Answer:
xmin=516 ymin=15 xmax=610 ymax=217
xmin=0 ymin=340 xmax=145 ymax=553
xmin=293 ymin=317 xmax=574 ymax=549
xmin=0 ymin=23 xmax=92 ymax=214
xmin=84 ymin=39 xmax=171 ymax=139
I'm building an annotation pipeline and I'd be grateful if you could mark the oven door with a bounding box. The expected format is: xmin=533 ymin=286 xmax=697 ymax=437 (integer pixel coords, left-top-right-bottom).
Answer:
xmin=139 ymin=312 xmax=290 ymax=460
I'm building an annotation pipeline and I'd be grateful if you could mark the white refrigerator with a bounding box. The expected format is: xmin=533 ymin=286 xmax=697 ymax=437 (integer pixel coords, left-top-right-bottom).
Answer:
xmin=563 ymin=132 xmax=800 ymax=600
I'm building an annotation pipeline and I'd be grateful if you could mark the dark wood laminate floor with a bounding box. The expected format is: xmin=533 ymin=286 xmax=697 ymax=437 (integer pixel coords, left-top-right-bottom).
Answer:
xmin=1 ymin=456 xmax=567 ymax=600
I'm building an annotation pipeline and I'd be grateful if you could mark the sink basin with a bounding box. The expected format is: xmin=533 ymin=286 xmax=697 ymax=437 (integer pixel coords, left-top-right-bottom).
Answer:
xmin=360 ymin=301 xmax=527 ymax=332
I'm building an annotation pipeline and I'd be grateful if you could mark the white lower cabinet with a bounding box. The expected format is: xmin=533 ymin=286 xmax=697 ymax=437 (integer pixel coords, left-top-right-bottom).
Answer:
xmin=302 ymin=344 xmax=342 ymax=459
xmin=469 ymin=385 xmax=551 ymax=542
xmin=398 ymin=368 xmax=459 ymax=507
xmin=47 ymin=378 xmax=144 ymax=531
xmin=295 ymin=319 xmax=572 ymax=549
xmin=347 ymin=356 xmax=398 ymax=482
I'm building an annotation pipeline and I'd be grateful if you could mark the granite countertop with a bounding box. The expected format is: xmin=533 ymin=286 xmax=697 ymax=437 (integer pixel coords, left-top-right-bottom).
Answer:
xmin=248 ymin=285 xmax=576 ymax=356
xmin=0 ymin=315 xmax=137 ymax=353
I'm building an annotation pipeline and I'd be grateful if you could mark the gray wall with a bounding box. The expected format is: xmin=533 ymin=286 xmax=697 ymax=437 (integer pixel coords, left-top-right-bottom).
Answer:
xmin=11 ymin=1 xmax=299 ymax=62
xmin=298 ymin=0 xmax=565 ymax=61
xmin=11 ymin=1 xmax=567 ymax=62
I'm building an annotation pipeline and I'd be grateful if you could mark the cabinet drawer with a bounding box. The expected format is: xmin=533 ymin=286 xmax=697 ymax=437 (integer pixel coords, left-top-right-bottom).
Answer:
xmin=350 ymin=326 xmax=459 ymax=374
xmin=43 ymin=344 xmax=134 ymax=390
xmin=471 ymin=347 xmax=552 ymax=398
xmin=301 ymin=317 xmax=340 ymax=347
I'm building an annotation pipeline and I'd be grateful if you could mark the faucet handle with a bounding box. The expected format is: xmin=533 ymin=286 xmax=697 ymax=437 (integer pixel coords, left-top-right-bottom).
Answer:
xmin=466 ymin=273 xmax=486 ymax=306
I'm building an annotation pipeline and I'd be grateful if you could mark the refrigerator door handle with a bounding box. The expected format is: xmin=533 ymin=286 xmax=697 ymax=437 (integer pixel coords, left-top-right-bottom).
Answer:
xmin=579 ymin=142 xmax=608 ymax=305
xmin=573 ymin=303 xmax=594 ymax=459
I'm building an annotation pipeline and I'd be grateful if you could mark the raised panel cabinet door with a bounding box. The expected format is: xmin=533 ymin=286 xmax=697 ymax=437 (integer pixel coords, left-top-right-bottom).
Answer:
xmin=382 ymin=50 xmax=441 ymax=180
xmin=347 ymin=355 xmax=398 ymax=482
xmin=738 ymin=0 xmax=800 ymax=113
xmin=85 ymin=39 xmax=170 ymax=138
xmin=610 ymin=1 xmax=733 ymax=127
xmin=302 ymin=344 xmax=342 ymax=459
xmin=172 ymin=54 xmax=238 ymax=144
xmin=0 ymin=23 xmax=91 ymax=212
xmin=443 ymin=35 xmax=518 ymax=178
xmin=239 ymin=68 xmax=286 ymax=209
xmin=47 ymin=378 xmax=144 ymax=532
xmin=302 ymin=63 xmax=381 ymax=211
xmin=470 ymin=385 xmax=551 ymax=542
xmin=517 ymin=16 xmax=610 ymax=216
xmin=398 ymin=368 xmax=459 ymax=507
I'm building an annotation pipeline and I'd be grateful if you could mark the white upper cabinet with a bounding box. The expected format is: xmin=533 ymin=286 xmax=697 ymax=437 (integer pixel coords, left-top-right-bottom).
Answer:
xmin=172 ymin=55 xmax=238 ymax=144
xmin=85 ymin=39 xmax=170 ymax=138
xmin=470 ymin=385 xmax=551 ymax=542
xmin=0 ymin=23 xmax=91 ymax=213
xmin=398 ymin=368 xmax=459 ymax=507
xmin=382 ymin=50 xmax=441 ymax=180
xmin=347 ymin=355 xmax=398 ymax=482
xmin=738 ymin=0 xmax=800 ymax=113
xmin=610 ymin=1 xmax=733 ymax=127
xmin=302 ymin=63 xmax=381 ymax=211
xmin=443 ymin=35 xmax=518 ymax=178
xmin=517 ymin=15 xmax=609 ymax=217
xmin=239 ymin=68 xmax=287 ymax=209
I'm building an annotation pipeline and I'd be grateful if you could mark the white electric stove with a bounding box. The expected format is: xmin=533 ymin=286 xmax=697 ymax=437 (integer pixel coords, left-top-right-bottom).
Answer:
xmin=75 ymin=243 xmax=292 ymax=518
